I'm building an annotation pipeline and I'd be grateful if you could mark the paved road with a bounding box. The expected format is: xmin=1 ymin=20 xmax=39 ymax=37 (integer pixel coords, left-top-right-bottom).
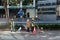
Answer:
xmin=0 ymin=30 xmax=60 ymax=40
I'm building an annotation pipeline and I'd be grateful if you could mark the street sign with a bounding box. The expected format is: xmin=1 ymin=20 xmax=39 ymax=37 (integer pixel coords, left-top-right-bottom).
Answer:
xmin=18 ymin=9 xmax=24 ymax=17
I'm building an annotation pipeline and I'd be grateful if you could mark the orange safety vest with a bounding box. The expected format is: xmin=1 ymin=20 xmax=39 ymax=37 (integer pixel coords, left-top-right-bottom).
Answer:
xmin=26 ymin=21 xmax=30 ymax=28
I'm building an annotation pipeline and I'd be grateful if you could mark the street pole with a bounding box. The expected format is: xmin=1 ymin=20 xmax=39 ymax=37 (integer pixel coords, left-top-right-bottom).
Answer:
xmin=20 ymin=0 xmax=23 ymax=21
xmin=20 ymin=0 xmax=22 ymax=9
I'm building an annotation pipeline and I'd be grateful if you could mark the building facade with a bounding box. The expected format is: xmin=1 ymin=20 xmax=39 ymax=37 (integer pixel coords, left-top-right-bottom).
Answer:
xmin=37 ymin=0 xmax=57 ymax=21
xmin=0 ymin=0 xmax=60 ymax=23
xmin=0 ymin=0 xmax=36 ymax=19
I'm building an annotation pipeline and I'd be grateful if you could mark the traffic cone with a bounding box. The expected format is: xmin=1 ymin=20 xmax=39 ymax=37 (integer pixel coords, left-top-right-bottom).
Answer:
xmin=33 ymin=27 xmax=37 ymax=34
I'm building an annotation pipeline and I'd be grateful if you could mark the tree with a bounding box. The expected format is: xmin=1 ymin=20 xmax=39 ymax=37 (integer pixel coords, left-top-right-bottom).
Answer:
xmin=23 ymin=0 xmax=33 ymax=5
xmin=4 ymin=0 xmax=9 ymax=24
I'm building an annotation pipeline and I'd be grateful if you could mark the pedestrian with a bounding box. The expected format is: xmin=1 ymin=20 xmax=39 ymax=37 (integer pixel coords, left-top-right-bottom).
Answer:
xmin=31 ymin=18 xmax=35 ymax=32
xmin=10 ymin=17 xmax=15 ymax=32
xmin=27 ymin=12 xmax=30 ymax=18
xmin=26 ymin=19 xmax=31 ymax=32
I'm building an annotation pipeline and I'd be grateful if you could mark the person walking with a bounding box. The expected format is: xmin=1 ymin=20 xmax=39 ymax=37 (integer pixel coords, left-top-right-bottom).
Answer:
xmin=27 ymin=12 xmax=30 ymax=18
xmin=26 ymin=19 xmax=31 ymax=32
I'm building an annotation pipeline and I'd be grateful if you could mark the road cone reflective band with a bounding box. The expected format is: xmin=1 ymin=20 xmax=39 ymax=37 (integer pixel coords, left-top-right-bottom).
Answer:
xmin=33 ymin=27 xmax=37 ymax=34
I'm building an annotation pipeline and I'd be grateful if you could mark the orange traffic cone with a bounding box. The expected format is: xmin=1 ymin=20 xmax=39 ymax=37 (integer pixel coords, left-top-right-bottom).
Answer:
xmin=33 ymin=27 xmax=37 ymax=34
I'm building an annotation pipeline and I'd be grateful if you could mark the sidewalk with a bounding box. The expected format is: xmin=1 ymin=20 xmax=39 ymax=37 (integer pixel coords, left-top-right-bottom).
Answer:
xmin=0 ymin=31 xmax=32 ymax=34
xmin=0 ymin=30 xmax=60 ymax=40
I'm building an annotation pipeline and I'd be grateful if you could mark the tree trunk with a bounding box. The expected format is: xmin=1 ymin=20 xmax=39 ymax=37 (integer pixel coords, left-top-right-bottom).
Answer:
xmin=4 ymin=0 xmax=9 ymax=24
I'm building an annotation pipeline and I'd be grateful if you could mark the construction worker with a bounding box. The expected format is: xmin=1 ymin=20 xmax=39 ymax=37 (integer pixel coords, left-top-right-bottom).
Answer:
xmin=31 ymin=18 xmax=35 ymax=32
xmin=26 ymin=19 xmax=31 ymax=32
xmin=10 ymin=18 xmax=15 ymax=32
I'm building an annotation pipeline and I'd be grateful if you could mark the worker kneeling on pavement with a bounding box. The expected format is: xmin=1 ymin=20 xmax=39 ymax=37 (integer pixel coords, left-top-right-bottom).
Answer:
xmin=26 ymin=19 xmax=31 ymax=32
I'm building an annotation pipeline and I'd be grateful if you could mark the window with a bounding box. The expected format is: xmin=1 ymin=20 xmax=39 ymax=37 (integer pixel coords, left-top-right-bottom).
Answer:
xmin=39 ymin=4 xmax=44 ymax=6
xmin=9 ymin=8 xmax=27 ymax=18
xmin=0 ymin=9 xmax=5 ymax=18
xmin=9 ymin=8 xmax=20 ymax=18
xmin=42 ymin=12 xmax=56 ymax=14
xmin=57 ymin=0 xmax=60 ymax=5
xmin=52 ymin=3 xmax=56 ymax=5
xmin=42 ymin=8 xmax=56 ymax=11
xmin=38 ymin=9 xmax=40 ymax=11
xmin=39 ymin=3 xmax=51 ymax=6
xmin=38 ymin=12 xmax=56 ymax=14
xmin=46 ymin=3 xmax=51 ymax=6
xmin=38 ymin=0 xmax=45 ymax=1
xmin=0 ymin=0 xmax=4 ymax=6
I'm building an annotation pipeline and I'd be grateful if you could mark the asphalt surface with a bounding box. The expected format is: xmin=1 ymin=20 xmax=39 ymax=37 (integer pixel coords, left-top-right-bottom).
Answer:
xmin=0 ymin=30 xmax=60 ymax=40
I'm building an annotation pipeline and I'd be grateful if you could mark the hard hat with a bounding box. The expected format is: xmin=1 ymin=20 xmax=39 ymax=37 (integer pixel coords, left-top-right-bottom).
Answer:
xmin=27 ymin=19 xmax=30 ymax=22
xmin=32 ymin=18 xmax=34 ymax=20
